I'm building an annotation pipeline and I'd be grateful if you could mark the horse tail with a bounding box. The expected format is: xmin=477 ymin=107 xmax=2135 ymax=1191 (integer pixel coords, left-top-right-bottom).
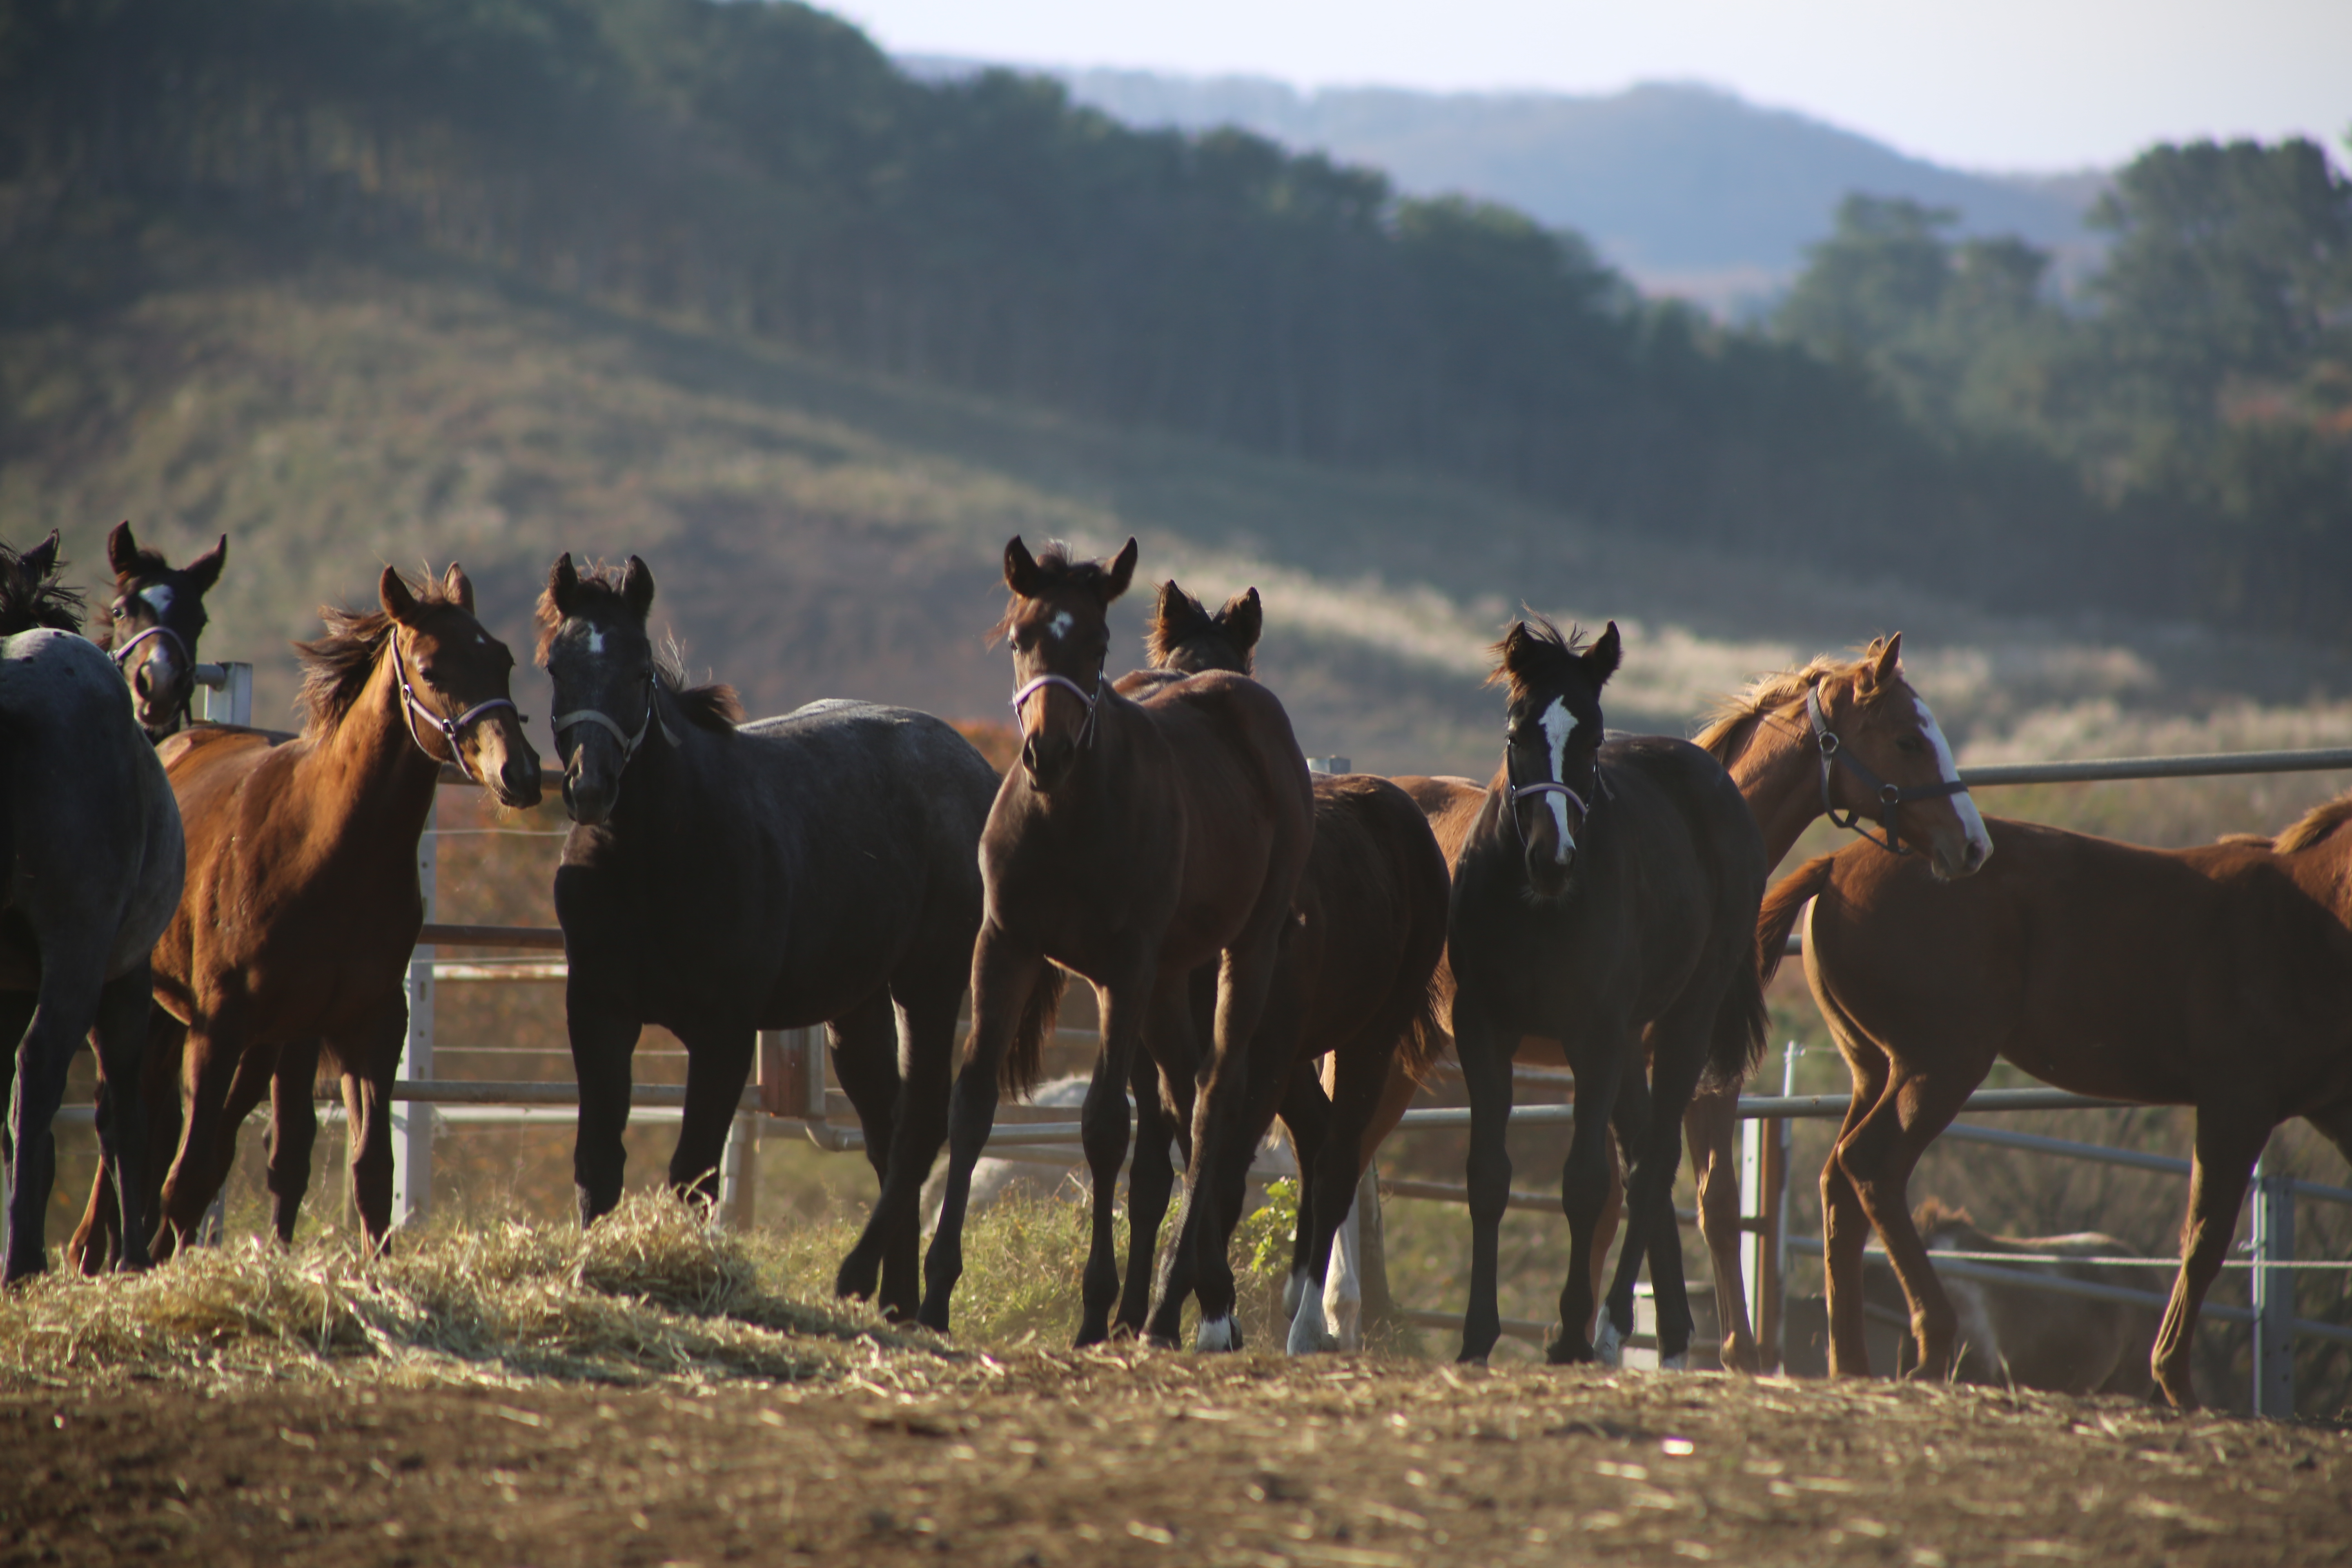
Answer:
xmin=1757 ymin=852 xmax=1835 ymax=985
xmin=1706 ymin=928 xmax=1770 ymax=1094
xmin=998 ymin=961 xmax=1069 ymax=1098
xmin=1390 ymin=777 xmax=1455 ymax=1084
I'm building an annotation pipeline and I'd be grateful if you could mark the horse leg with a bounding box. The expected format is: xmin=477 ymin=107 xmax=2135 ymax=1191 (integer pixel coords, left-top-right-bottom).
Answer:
xmin=1117 ymin=998 xmax=1186 ymax=1340
xmin=1082 ymin=961 xmax=1156 ymax=1346
xmin=1685 ymin=1083 xmax=1756 ymax=1371
xmin=336 ymin=998 xmax=408 ymax=1252
xmin=149 ymin=1024 xmax=247 ymax=1263
xmin=267 ymin=1038 xmax=322 ymax=1246
xmin=87 ymin=969 xmax=155 ymax=1272
xmin=919 ymin=924 xmax=1045 ymax=1335
xmin=2152 ymin=1109 xmax=2270 ymax=1410
xmin=877 ymin=984 xmax=962 ymax=1318
xmin=1838 ymin=1063 xmax=1977 ymax=1380
xmin=1817 ymin=1000 xmax=1893 ymax=1377
xmin=1553 ymin=1045 xmax=1627 ymax=1365
xmin=1454 ymin=1000 xmax=1515 ymax=1363
xmin=668 ymin=1025 xmax=756 ymax=1209
xmin=566 ymin=989 xmax=642 ymax=1228
xmin=72 ymin=1008 xmax=183 ymax=1275
xmin=828 ymin=991 xmax=907 ymax=1305
xmin=1290 ymin=1043 xmax=1380 ymax=1354
xmin=1193 ymin=967 xmax=1309 ymax=1348
xmin=0 ymin=986 xmax=71 ymax=1283
xmin=1281 ymin=1062 xmax=1334 ymax=1327
xmin=1612 ymin=1013 xmax=1708 ymax=1368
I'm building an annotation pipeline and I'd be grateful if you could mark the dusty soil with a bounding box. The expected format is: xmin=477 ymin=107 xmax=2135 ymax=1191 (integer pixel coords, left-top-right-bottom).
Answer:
xmin=6 ymin=1355 xmax=2346 ymax=1568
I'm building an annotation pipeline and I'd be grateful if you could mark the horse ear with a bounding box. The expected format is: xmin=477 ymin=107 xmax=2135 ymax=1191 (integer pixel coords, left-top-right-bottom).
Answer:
xmin=1101 ymin=537 xmax=1138 ymax=603
xmin=1582 ymin=621 xmax=1622 ymax=689
xmin=547 ymin=552 xmax=580 ymax=617
xmin=1869 ymin=632 xmax=1904 ymax=691
xmin=1497 ymin=621 xmax=1532 ymax=675
xmin=22 ymin=530 xmax=60 ymax=579
xmin=380 ymin=565 xmax=421 ymax=624
xmin=1220 ymin=588 xmax=1263 ymax=657
xmin=620 ymin=555 xmax=655 ymax=621
xmin=186 ymin=534 xmax=227 ymax=593
xmin=107 ymin=520 xmax=137 ymax=577
xmin=1004 ymin=537 xmax=1042 ymax=597
xmin=442 ymin=562 xmax=476 ymax=614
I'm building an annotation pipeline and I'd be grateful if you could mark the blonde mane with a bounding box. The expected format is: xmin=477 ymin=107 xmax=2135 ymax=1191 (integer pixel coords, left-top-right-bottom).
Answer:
xmin=2271 ymin=793 xmax=2352 ymax=854
xmin=1694 ymin=636 xmax=1900 ymax=766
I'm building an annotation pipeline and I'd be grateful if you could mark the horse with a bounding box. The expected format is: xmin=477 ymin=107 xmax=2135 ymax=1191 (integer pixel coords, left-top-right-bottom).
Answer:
xmin=1125 ymin=579 xmax=1449 ymax=1353
xmin=1860 ymin=1198 xmax=2157 ymax=1397
xmin=94 ymin=522 xmax=228 ymax=741
xmin=1449 ymin=617 xmax=1768 ymax=1365
xmin=0 ymin=536 xmax=184 ymax=1280
xmin=538 ymin=555 xmax=1031 ymax=1323
xmin=68 ymin=565 xmax=539 ymax=1267
xmin=920 ymin=538 xmax=1314 ymax=1350
xmin=1679 ymin=633 xmax=1991 ymax=1369
xmin=1758 ymin=810 xmax=2352 ymax=1408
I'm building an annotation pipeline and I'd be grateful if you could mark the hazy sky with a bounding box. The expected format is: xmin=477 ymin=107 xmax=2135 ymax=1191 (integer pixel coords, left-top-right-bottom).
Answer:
xmin=833 ymin=0 xmax=2351 ymax=172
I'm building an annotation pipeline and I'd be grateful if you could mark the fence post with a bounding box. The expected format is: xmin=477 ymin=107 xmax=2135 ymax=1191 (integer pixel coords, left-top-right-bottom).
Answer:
xmin=198 ymin=661 xmax=253 ymax=726
xmin=2252 ymin=1146 xmax=2296 ymax=1417
xmin=758 ymin=1027 xmax=826 ymax=1120
xmin=392 ymin=795 xmax=436 ymax=1229
xmin=719 ymin=1110 xmax=757 ymax=1231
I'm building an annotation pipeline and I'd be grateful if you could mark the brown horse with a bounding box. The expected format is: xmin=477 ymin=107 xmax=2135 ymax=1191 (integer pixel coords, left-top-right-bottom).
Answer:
xmin=1129 ymin=579 xmax=1450 ymax=1353
xmin=1759 ymin=804 xmax=2352 ymax=1407
xmin=69 ymin=565 xmax=539 ymax=1266
xmin=94 ymin=522 xmax=228 ymax=741
xmin=920 ymin=539 xmax=1315 ymax=1349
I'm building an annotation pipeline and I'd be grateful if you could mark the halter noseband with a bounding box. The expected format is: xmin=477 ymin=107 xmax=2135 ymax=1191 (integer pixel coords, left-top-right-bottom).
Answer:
xmin=1504 ymin=763 xmax=1610 ymax=848
xmin=1806 ymin=683 xmax=1969 ymax=857
xmin=552 ymin=670 xmax=678 ymax=774
xmin=393 ymin=633 xmax=520 ymax=784
xmin=1009 ymin=671 xmax=1103 ymax=749
xmin=112 ymin=622 xmax=192 ymax=675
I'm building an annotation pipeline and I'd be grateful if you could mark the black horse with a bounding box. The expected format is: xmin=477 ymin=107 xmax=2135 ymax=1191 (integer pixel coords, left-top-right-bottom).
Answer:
xmin=538 ymin=554 xmax=1047 ymax=1319
xmin=1450 ymin=618 xmax=1767 ymax=1364
xmin=0 ymin=535 xmax=184 ymax=1280
xmin=95 ymin=522 xmax=228 ymax=741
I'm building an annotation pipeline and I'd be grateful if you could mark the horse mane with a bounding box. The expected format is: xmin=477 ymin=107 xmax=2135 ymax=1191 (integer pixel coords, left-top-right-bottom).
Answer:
xmin=0 ymin=540 xmax=85 ymax=636
xmin=988 ymin=540 xmax=1123 ymax=641
xmin=294 ymin=574 xmax=461 ymax=734
xmin=1483 ymin=613 xmax=1587 ymax=699
xmin=2270 ymin=793 xmax=2352 ymax=854
xmin=532 ymin=559 xmax=742 ymax=731
xmin=1695 ymin=637 xmax=1900 ymax=765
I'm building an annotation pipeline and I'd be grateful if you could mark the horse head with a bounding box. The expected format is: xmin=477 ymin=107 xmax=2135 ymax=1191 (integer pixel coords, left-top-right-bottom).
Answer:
xmin=1489 ymin=617 xmax=1617 ymax=900
xmin=379 ymin=564 xmax=541 ymax=810
xmin=998 ymin=535 xmax=1136 ymax=792
xmin=537 ymin=552 xmax=666 ymax=826
xmin=101 ymin=521 xmax=226 ymax=740
xmin=1145 ymin=579 xmax=1261 ymax=676
xmin=1808 ymin=633 xmax=1991 ymax=880
xmin=0 ymin=532 xmax=86 ymax=637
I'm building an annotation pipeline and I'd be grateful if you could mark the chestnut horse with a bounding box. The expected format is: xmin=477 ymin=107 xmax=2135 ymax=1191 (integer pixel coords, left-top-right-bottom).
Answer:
xmin=921 ymin=539 xmax=1314 ymax=1349
xmin=1128 ymin=579 xmax=1449 ymax=1353
xmin=1759 ymin=805 xmax=2352 ymax=1407
xmin=1450 ymin=619 xmax=1767 ymax=1365
xmin=94 ymin=522 xmax=228 ymax=741
xmin=69 ymin=566 xmax=539 ymax=1266
xmin=538 ymin=555 xmax=1040 ymax=1323
xmin=0 ymin=536 xmax=183 ymax=1280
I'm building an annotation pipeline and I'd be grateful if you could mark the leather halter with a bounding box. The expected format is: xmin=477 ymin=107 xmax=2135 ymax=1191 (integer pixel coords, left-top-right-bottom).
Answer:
xmin=1806 ymin=683 xmax=1969 ymax=856
xmin=392 ymin=633 xmax=520 ymax=784
xmin=552 ymin=670 xmax=677 ymax=773
xmin=1504 ymin=758 xmax=1609 ymax=848
xmin=111 ymin=621 xmax=191 ymax=675
xmin=1009 ymin=670 xmax=1102 ymax=749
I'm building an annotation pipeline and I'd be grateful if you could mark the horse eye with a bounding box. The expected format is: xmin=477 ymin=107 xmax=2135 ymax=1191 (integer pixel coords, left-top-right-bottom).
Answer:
xmin=1897 ymin=736 xmax=1926 ymax=754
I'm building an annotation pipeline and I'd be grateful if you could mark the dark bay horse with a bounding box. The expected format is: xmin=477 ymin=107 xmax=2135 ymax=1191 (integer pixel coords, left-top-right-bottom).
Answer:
xmin=0 ymin=537 xmax=183 ymax=1280
xmin=921 ymin=539 xmax=1314 ymax=1349
xmin=95 ymin=522 xmax=228 ymax=741
xmin=1760 ymin=807 xmax=2352 ymax=1407
xmin=1129 ymin=579 xmax=1449 ymax=1353
xmin=539 ymin=555 xmax=1030 ymax=1322
xmin=1450 ymin=618 xmax=1768 ymax=1365
xmin=69 ymin=566 xmax=539 ymax=1266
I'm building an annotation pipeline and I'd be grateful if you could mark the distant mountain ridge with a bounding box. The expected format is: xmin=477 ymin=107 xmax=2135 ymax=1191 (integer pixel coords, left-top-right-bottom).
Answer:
xmin=901 ymin=61 xmax=2104 ymax=314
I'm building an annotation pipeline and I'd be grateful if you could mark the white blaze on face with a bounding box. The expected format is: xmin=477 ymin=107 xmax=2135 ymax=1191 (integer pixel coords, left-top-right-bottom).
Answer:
xmin=1539 ymin=697 xmax=1578 ymax=861
xmin=1914 ymin=696 xmax=1992 ymax=861
xmin=585 ymin=627 xmax=605 ymax=657
xmin=139 ymin=584 xmax=174 ymax=617
xmin=1049 ymin=610 xmax=1074 ymax=642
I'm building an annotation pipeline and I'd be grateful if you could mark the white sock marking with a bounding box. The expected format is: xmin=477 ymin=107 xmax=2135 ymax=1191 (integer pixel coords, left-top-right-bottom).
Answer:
xmin=1593 ymin=1312 xmax=1625 ymax=1367
xmin=1196 ymin=1314 xmax=1238 ymax=1352
xmin=1539 ymin=697 xmax=1578 ymax=860
xmin=1914 ymin=696 xmax=1992 ymax=862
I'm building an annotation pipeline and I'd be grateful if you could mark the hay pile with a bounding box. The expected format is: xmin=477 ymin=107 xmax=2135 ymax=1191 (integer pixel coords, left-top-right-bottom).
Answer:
xmin=0 ymin=1194 xmax=933 ymax=1391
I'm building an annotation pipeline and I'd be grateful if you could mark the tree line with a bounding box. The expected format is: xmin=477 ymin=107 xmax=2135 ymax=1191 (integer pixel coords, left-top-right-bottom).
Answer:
xmin=3 ymin=0 xmax=2345 ymax=639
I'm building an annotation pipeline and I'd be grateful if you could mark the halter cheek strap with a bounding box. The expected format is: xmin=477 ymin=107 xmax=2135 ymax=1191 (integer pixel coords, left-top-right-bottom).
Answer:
xmin=393 ymin=635 xmax=521 ymax=784
xmin=1806 ymin=684 xmax=1970 ymax=856
xmin=1009 ymin=671 xmax=1103 ymax=749
xmin=552 ymin=671 xmax=678 ymax=773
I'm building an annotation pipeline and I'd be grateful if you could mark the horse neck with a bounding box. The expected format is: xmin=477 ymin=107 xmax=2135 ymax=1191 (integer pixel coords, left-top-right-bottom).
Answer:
xmin=1716 ymin=702 xmax=1824 ymax=866
xmin=301 ymin=644 xmax=449 ymax=851
xmin=2281 ymin=829 xmax=2352 ymax=927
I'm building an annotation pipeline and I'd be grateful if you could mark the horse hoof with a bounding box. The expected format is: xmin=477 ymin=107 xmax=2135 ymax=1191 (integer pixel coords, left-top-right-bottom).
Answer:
xmin=1196 ymin=1314 xmax=1241 ymax=1353
xmin=1593 ymin=1315 xmax=1625 ymax=1368
xmin=1659 ymin=1352 xmax=1689 ymax=1372
xmin=1285 ymin=1306 xmax=1336 ymax=1356
xmin=1281 ymin=1267 xmax=1307 ymax=1318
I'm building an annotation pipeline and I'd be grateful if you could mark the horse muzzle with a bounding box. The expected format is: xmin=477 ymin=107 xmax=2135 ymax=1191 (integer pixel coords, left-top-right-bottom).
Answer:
xmin=1020 ymin=730 xmax=1078 ymax=792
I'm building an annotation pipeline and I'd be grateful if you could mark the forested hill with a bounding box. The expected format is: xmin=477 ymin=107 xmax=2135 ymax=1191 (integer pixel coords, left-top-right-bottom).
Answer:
xmin=2 ymin=0 xmax=2347 ymax=647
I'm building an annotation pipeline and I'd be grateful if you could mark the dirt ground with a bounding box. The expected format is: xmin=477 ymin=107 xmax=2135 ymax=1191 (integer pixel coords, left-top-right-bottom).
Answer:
xmin=7 ymin=1355 xmax=2347 ymax=1568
